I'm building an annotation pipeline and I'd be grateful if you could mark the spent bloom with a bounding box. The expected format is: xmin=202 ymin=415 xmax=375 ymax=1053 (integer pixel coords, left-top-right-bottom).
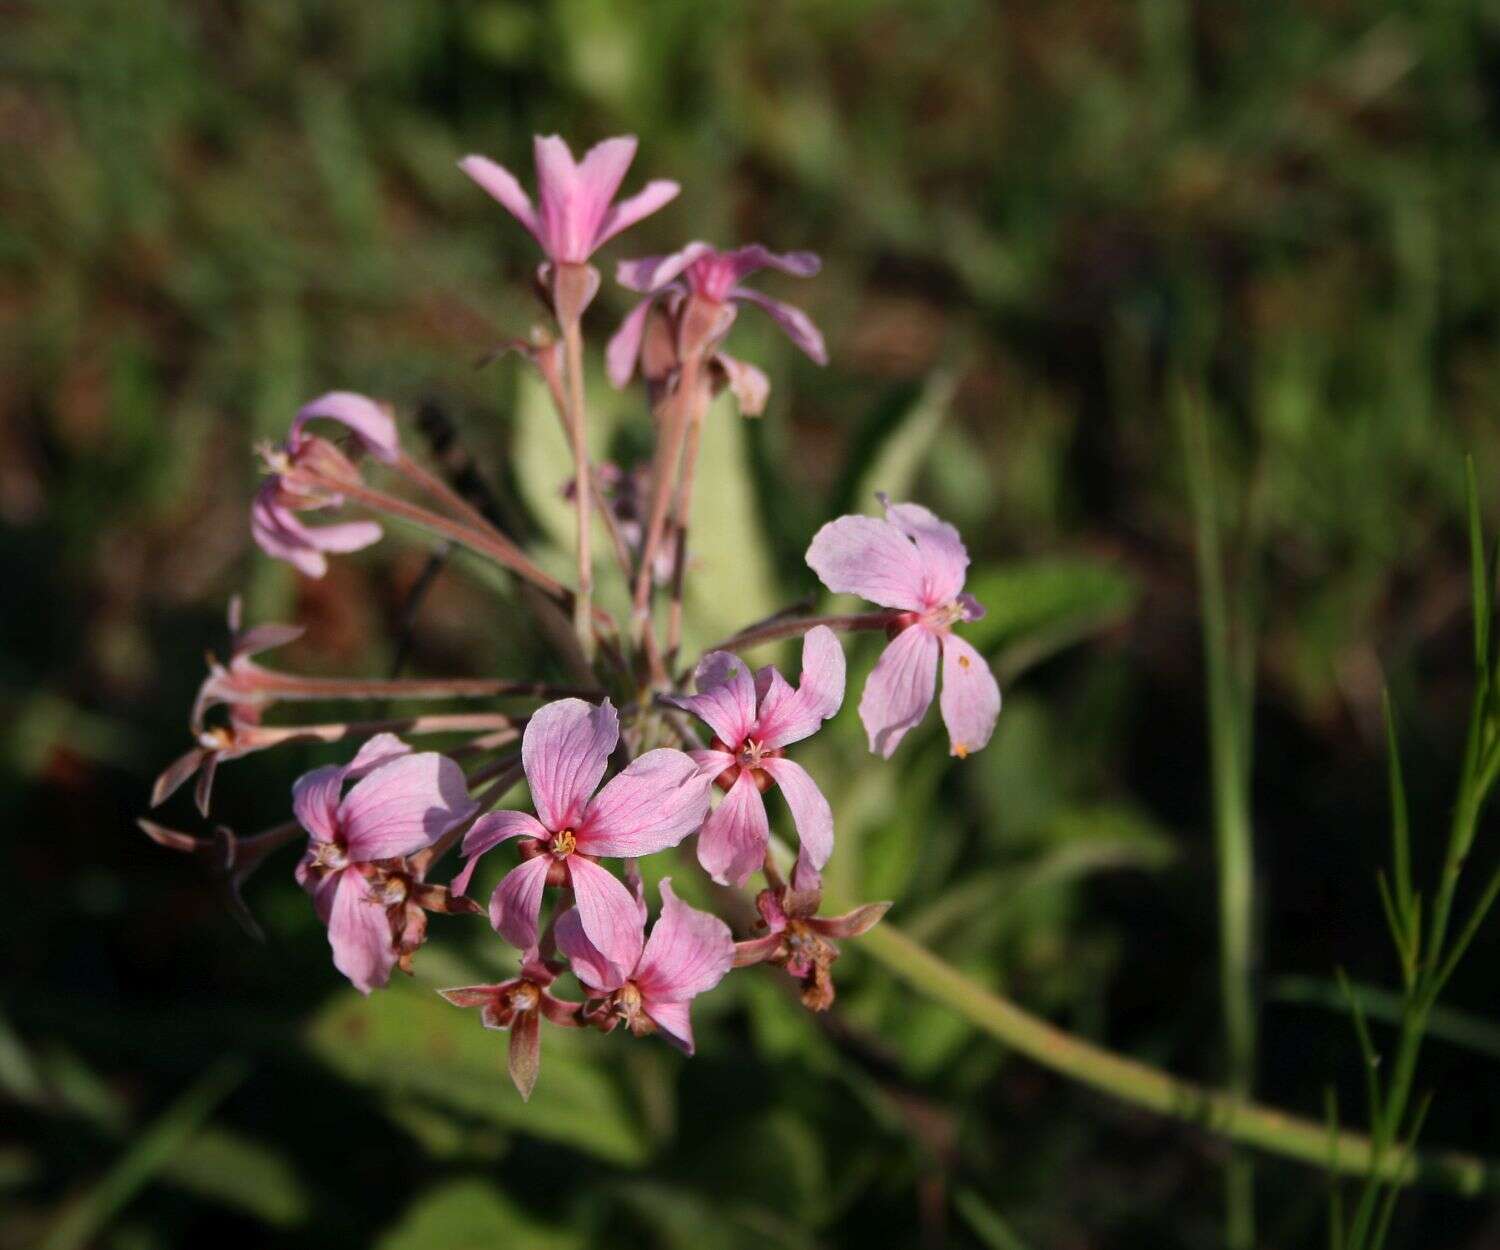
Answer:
xmin=558 ymin=878 xmax=733 ymax=1054
xmin=251 ymin=391 xmax=399 ymax=579
xmin=454 ymin=699 xmax=712 ymax=969
xmin=439 ymin=948 xmax=580 ymax=1100
xmin=807 ymin=495 xmax=1001 ymax=759
xmin=667 ymin=626 xmax=845 ymax=888
xmin=293 ymin=734 xmax=478 ymax=993
xmin=460 ymin=135 xmax=678 ymax=272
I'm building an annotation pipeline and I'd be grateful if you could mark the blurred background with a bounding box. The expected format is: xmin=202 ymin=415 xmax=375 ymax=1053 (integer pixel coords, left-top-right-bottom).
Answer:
xmin=7 ymin=1 xmax=1500 ymax=1246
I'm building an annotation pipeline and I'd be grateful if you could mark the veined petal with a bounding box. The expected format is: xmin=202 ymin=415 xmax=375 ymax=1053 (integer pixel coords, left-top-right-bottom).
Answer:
xmin=522 ymin=698 xmax=618 ymax=832
xmin=718 ymin=244 xmax=821 ymax=285
xmin=665 ymin=651 xmax=758 ymax=747
xmin=571 ymin=135 xmax=639 ymax=251
xmin=338 ymin=752 xmax=477 ymax=861
xmin=616 ymin=242 xmax=711 ymax=293
xmin=453 ymin=809 xmax=547 ymax=898
xmin=696 ymin=772 xmax=770 ymax=888
xmin=458 ymin=154 xmax=542 ymax=244
xmin=938 ymin=633 xmax=1002 ymax=759
xmin=344 ymin=732 xmax=412 ymax=780
xmin=292 ymin=392 xmax=399 ymax=463
xmin=879 ymin=495 xmax=969 ymax=607
xmin=805 ymin=514 xmax=928 ymax=611
xmin=754 ymin=625 xmax=846 ymax=749
xmin=291 ymin=764 xmax=345 ymax=843
xmin=635 ymin=879 xmax=734 ymax=1003
xmin=533 ymin=134 xmax=581 ymax=261
xmin=567 ymin=855 xmax=646 ymax=972
xmin=730 ymin=287 xmax=827 ymax=365
xmin=554 ymin=905 xmax=625 ymax=993
xmin=326 ymin=868 xmax=397 ymax=994
xmin=595 ymin=179 xmax=681 ymax=250
xmin=760 ymin=757 xmax=834 ymax=873
xmin=577 ymin=749 xmax=711 ymax=857
xmin=489 ymin=856 xmax=552 ymax=951
xmin=642 ymin=999 xmax=696 ymax=1054
xmin=859 ymin=625 xmax=941 ymax=758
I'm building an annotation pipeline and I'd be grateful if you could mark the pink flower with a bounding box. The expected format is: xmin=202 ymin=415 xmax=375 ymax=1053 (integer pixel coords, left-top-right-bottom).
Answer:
xmin=734 ymin=879 xmax=890 ymax=1011
xmin=806 ymin=495 xmax=1001 ymax=759
xmin=453 ymin=699 xmax=712 ymax=970
xmin=190 ymin=596 xmax=305 ymax=734
xmin=292 ymin=734 xmax=478 ymax=993
xmin=459 ymin=135 xmax=679 ymax=268
xmin=438 ymin=947 xmax=581 ymax=1101
xmin=607 ymin=243 xmax=825 ymax=414
xmin=557 ymin=878 xmax=733 ymax=1054
xmin=665 ymin=626 xmax=845 ymax=888
xmin=251 ymin=392 xmax=400 ymax=579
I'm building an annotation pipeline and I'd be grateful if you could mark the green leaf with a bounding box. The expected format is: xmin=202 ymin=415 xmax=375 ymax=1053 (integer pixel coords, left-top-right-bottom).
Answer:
xmin=1468 ymin=455 xmax=1489 ymax=675
xmin=377 ymin=1179 xmax=582 ymax=1250
xmin=962 ymin=558 xmax=1139 ymax=676
xmin=1381 ymin=691 xmax=1414 ymax=936
xmin=157 ymin=1127 xmax=309 ymax=1227
xmin=304 ymin=977 xmax=649 ymax=1166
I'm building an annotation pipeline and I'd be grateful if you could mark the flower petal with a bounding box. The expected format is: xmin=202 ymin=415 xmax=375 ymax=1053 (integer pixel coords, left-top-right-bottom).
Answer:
xmin=804 ymin=514 xmax=928 ymax=611
xmin=723 ymin=244 xmax=821 ymax=282
xmin=939 ymin=633 xmax=1002 ymax=759
xmin=754 ymin=625 xmax=846 ymax=749
xmin=554 ymin=904 xmax=625 ymax=993
xmin=292 ymin=392 xmax=399 ymax=464
xmin=642 ymin=999 xmax=696 ymax=1054
xmin=452 ymin=809 xmax=548 ymax=898
xmin=566 ymin=855 xmax=647 ymax=972
xmin=337 ymin=752 xmax=477 ymax=861
xmin=326 ymin=868 xmax=397 ymax=994
xmin=291 ymin=764 xmax=345 ymax=843
xmin=522 ymin=698 xmax=618 ymax=832
xmin=879 ymin=495 xmax=969 ymax=607
xmin=605 ymin=294 xmax=657 ymax=388
xmin=344 ymin=732 xmax=412 ymax=780
xmin=759 ymin=757 xmax=834 ymax=873
xmin=730 ymin=287 xmax=827 ymax=364
xmin=635 ymin=878 xmax=734 ymax=1004
xmin=595 ymin=179 xmax=681 ymax=250
xmin=577 ymin=748 xmax=712 ymax=857
xmin=616 ymin=242 xmax=712 ymax=293
xmin=859 ymin=625 xmax=941 ymax=758
xmin=489 ymin=856 xmax=552 ymax=951
xmin=664 ymin=651 xmax=758 ymax=747
xmin=696 ymin=772 xmax=770 ymax=888
xmin=713 ymin=351 xmax=770 ymax=416
xmin=571 ymin=135 xmax=639 ymax=251
xmin=508 ymin=1008 xmax=542 ymax=1101
xmin=458 ymin=154 xmax=542 ymax=244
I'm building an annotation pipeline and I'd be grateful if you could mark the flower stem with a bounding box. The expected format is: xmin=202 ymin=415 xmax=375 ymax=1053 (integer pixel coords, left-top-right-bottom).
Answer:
xmin=560 ymin=315 xmax=596 ymax=663
xmin=226 ymin=673 xmax=597 ymax=705
xmin=665 ymin=378 xmax=709 ymax=670
xmin=702 ymin=611 xmax=900 ymax=656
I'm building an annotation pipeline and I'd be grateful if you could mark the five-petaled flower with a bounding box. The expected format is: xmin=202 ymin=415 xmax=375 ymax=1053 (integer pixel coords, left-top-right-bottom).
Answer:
xmin=666 ymin=626 xmax=845 ymax=888
xmin=806 ymin=495 xmax=1001 ymax=759
xmin=558 ymin=878 xmax=733 ymax=1054
xmin=608 ymin=242 xmax=826 ymax=415
xmin=453 ymin=699 xmax=712 ymax=971
xmin=251 ymin=392 xmax=400 ymax=579
xmin=292 ymin=734 xmax=478 ymax=993
xmin=734 ymin=879 xmax=890 ymax=1011
xmin=438 ymin=947 xmax=581 ymax=1100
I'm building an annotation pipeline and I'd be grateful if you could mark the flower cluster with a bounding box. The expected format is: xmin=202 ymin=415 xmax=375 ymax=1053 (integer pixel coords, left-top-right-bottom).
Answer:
xmin=143 ymin=134 xmax=1002 ymax=1099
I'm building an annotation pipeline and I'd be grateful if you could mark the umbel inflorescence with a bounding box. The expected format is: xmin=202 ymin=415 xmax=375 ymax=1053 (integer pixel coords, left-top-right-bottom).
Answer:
xmin=141 ymin=135 xmax=1002 ymax=1099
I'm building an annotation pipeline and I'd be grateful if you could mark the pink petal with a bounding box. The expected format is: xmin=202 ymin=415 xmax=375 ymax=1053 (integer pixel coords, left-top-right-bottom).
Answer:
xmin=594 ymin=179 xmax=681 ymax=250
xmin=292 ymin=392 xmax=399 ymax=464
xmin=250 ymin=485 xmax=329 ymax=578
xmin=696 ymin=772 xmax=770 ymax=888
xmin=452 ymin=809 xmax=547 ymax=898
xmin=605 ymin=294 xmax=657 ymax=389
xmin=665 ymin=651 xmax=758 ymax=747
xmin=688 ymin=748 xmax=736 ymax=780
xmin=730 ymin=287 xmax=827 ymax=365
xmin=714 ymin=352 xmax=770 ymax=416
xmin=616 ymin=242 xmax=711 ymax=293
xmin=576 ymin=748 xmax=712 ymax=857
xmin=326 ymin=868 xmax=397 ymax=994
xmin=344 ymin=732 xmax=412 ymax=780
xmin=642 ymin=999 xmax=696 ymax=1054
xmin=720 ymin=244 xmax=821 ymax=284
xmin=291 ymin=764 xmax=345 ymax=843
xmin=635 ymin=878 xmax=734 ymax=1003
xmin=938 ymin=633 xmax=1002 ymax=758
xmin=231 ymin=621 xmax=304 ymax=662
xmin=759 ymin=757 xmax=834 ymax=873
xmin=554 ymin=905 xmax=625 ymax=993
xmin=458 ymin=154 xmax=542 ymax=245
xmin=879 ymin=496 xmax=969 ymax=607
xmin=532 ymin=135 xmax=582 ymax=261
xmin=152 ymin=746 xmax=208 ymax=808
xmin=859 ymin=625 xmax=941 ymax=758
xmin=566 ymin=855 xmax=647 ymax=972
xmin=804 ymin=514 xmax=929 ymax=612
xmin=489 ymin=856 xmax=552 ymax=951
xmin=509 ymin=1009 xmax=542 ymax=1101
xmin=754 ymin=625 xmax=846 ymax=749
xmin=337 ymin=752 xmax=477 ymax=861
xmin=571 ymin=136 xmax=639 ymax=250
xmin=522 ymin=698 xmax=618 ymax=832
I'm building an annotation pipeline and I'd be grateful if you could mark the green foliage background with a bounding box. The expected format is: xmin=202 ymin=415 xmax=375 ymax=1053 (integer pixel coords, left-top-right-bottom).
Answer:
xmin=5 ymin=1 xmax=1500 ymax=1246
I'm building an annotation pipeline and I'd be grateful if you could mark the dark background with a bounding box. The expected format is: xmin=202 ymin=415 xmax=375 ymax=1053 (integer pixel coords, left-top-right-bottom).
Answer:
xmin=6 ymin=1 xmax=1500 ymax=1246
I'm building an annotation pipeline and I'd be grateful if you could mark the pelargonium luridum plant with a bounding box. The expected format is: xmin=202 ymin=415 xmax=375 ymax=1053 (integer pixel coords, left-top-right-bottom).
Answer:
xmin=141 ymin=134 xmax=1002 ymax=1100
